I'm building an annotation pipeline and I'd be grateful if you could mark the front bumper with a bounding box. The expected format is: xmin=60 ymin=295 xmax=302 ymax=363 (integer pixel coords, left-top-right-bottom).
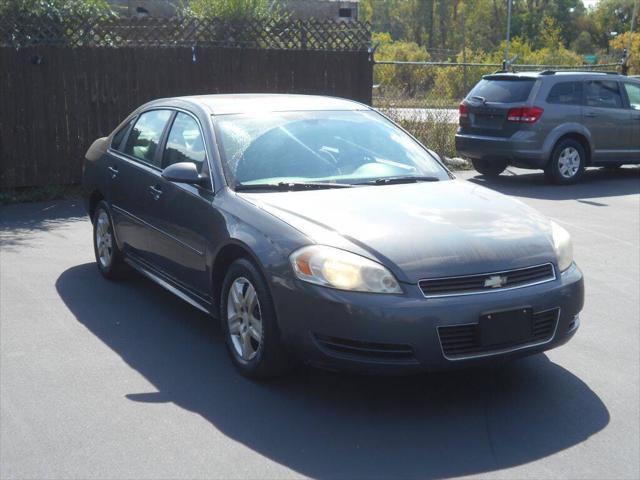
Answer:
xmin=269 ymin=263 xmax=584 ymax=373
xmin=455 ymin=132 xmax=547 ymax=168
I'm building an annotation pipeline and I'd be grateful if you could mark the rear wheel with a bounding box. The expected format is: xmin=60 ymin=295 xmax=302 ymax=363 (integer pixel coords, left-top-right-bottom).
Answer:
xmin=545 ymin=139 xmax=586 ymax=185
xmin=220 ymin=258 xmax=290 ymax=379
xmin=93 ymin=201 xmax=130 ymax=279
xmin=471 ymin=158 xmax=507 ymax=177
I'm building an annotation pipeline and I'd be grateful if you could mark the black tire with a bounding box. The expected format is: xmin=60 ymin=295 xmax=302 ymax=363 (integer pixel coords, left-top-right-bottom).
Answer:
xmin=92 ymin=201 xmax=130 ymax=279
xmin=471 ymin=158 xmax=508 ymax=177
xmin=220 ymin=258 xmax=290 ymax=379
xmin=545 ymin=139 xmax=586 ymax=185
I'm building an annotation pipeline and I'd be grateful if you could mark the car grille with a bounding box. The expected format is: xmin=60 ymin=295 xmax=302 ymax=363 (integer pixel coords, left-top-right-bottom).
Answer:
xmin=419 ymin=263 xmax=555 ymax=297
xmin=437 ymin=308 xmax=559 ymax=360
xmin=314 ymin=334 xmax=417 ymax=364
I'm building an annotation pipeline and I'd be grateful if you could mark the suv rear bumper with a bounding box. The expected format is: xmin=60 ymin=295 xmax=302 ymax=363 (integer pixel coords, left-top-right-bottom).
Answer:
xmin=455 ymin=133 xmax=547 ymax=168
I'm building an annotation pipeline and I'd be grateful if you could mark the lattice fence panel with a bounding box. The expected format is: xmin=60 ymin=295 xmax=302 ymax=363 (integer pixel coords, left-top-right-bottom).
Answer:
xmin=0 ymin=14 xmax=371 ymax=51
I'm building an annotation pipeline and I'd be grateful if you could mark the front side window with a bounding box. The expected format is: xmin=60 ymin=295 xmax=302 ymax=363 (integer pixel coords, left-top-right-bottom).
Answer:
xmin=215 ymin=110 xmax=449 ymax=186
xmin=163 ymin=112 xmax=206 ymax=172
xmin=584 ymin=81 xmax=624 ymax=109
xmin=547 ymin=81 xmax=582 ymax=105
xmin=123 ymin=110 xmax=172 ymax=167
xmin=624 ymin=83 xmax=640 ymax=110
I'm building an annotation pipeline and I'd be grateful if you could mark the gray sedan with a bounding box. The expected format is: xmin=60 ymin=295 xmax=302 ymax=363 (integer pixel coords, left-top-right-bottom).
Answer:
xmin=82 ymin=94 xmax=584 ymax=378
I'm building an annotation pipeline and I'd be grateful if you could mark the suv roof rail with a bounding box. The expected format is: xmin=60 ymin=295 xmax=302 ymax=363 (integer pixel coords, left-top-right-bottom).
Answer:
xmin=538 ymin=69 xmax=620 ymax=75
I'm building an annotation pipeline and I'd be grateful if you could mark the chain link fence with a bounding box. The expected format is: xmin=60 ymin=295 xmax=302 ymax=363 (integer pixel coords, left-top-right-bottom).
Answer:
xmin=373 ymin=61 xmax=622 ymax=160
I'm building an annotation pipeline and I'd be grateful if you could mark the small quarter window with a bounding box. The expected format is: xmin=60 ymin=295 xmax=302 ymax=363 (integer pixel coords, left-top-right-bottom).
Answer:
xmin=584 ymin=80 xmax=624 ymax=109
xmin=163 ymin=112 xmax=206 ymax=172
xmin=123 ymin=110 xmax=172 ymax=167
xmin=111 ymin=119 xmax=134 ymax=151
xmin=547 ymin=82 xmax=582 ymax=105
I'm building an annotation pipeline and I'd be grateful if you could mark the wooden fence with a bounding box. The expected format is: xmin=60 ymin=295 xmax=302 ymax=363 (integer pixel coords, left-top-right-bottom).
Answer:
xmin=0 ymin=45 xmax=372 ymax=189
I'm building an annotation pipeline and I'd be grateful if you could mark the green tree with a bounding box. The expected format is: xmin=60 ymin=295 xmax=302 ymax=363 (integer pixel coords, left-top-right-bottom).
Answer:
xmin=186 ymin=0 xmax=281 ymax=20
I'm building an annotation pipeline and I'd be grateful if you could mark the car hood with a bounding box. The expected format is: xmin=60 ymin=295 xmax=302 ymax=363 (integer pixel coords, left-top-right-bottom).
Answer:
xmin=238 ymin=180 xmax=557 ymax=283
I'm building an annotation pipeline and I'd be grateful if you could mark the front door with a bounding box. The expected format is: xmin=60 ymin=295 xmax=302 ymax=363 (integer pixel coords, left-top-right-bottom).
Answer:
xmin=582 ymin=80 xmax=632 ymax=163
xmin=143 ymin=111 xmax=214 ymax=299
xmin=622 ymin=82 xmax=640 ymax=159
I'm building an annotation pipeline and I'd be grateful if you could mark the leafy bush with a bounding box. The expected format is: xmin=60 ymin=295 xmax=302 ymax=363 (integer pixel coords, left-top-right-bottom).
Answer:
xmin=373 ymin=32 xmax=434 ymax=96
xmin=185 ymin=0 xmax=283 ymax=20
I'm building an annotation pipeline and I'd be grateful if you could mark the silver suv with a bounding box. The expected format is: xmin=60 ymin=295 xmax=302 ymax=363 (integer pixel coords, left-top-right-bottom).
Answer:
xmin=455 ymin=71 xmax=640 ymax=184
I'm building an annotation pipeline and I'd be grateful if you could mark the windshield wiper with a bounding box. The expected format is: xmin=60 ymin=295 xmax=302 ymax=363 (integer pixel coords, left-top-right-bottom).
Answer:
xmin=357 ymin=176 xmax=441 ymax=186
xmin=235 ymin=181 xmax=354 ymax=192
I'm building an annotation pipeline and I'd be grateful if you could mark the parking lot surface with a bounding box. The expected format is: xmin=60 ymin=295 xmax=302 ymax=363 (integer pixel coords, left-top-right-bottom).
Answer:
xmin=1 ymin=167 xmax=639 ymax=479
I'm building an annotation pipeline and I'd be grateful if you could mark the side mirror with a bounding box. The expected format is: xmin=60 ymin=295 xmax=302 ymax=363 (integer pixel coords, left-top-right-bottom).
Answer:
xmin=161 ymin=162 xmax=206 ymax=186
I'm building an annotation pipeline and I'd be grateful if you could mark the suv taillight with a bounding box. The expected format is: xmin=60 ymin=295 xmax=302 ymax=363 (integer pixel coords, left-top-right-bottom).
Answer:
xmin=459 ymin=103 xmax=469 ymax=122
xmin=507 ymin=106 xmax=544 ymax=123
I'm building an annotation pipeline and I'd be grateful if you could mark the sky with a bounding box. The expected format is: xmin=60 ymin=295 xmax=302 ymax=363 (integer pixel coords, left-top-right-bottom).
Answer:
xmin=582 ymin=0 xmax=600 ymax=8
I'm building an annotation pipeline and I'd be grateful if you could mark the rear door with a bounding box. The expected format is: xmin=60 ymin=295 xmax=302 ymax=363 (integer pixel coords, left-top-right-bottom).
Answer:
xmin=109 ymin=109 xmax=173 ymax=260
xmin=582 ymin=80 xmax=632 ymax=162
xmin=622 ymin=82 xmax=640 ymax=159
xmin=461 ymin=76 xmax=537 ymax=137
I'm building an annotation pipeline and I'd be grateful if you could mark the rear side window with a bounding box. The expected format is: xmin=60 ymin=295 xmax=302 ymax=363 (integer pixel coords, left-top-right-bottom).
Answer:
xmin=584 ymin=81 xmax=623 ymax=109
xmin=468 ymin=78 xmax=535 ymax=103
xmin=547 ymin=82 xmax=582 ymax=105
xmin=163 ymin=112 xmax=206 ymax=172
xmin=624 ymin=83 xmax=640 ymax=110
xmin=123 ymin=110 xmax=172 ymax=167
xmin=111 ymin=119 xmax=134 ymax=151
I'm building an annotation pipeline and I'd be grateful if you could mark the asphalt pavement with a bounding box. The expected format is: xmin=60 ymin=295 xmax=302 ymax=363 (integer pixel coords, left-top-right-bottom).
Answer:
xmin=1 ymin=166 xmax=639 ymax=479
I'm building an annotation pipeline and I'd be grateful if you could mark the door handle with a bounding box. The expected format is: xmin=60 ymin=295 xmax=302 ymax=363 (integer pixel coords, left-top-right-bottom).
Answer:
xmin=149 ymin=185 xmax=163 ymax=200
xmin=108 ymin=166 xmax=119 ymax=178
xmin=584 ymin=111 xmax=597 ymax=118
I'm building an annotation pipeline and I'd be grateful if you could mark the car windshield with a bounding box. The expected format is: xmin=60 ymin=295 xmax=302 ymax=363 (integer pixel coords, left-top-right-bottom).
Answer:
xmin=214 ymin=110 xmax=449 ymax=188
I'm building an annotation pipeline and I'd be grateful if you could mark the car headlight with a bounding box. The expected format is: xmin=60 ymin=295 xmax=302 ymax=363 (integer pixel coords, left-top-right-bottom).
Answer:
xmin=550 ymin=221 xmax=573 ymax=272
xmin=290 ymin=245 xmax=402 ymax=294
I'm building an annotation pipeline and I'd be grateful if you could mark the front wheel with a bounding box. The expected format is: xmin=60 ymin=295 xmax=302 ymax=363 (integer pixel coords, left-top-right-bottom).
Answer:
xmin=471 ymin=158 xmax=507 ymax=177
xmin=545 ymin=140 xmax=586 ymax=185
xmin=220 ymin=258 xmax=290 ymax=379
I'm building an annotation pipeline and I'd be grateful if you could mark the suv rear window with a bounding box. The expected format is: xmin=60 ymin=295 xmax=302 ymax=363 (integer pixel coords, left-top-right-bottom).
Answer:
xmin=468 ymin=78 xmax=535 ymax=103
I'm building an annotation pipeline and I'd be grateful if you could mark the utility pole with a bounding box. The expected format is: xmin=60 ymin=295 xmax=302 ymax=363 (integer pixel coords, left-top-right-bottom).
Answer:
xmin=621 ymin=0 xmax=638 ymax=75
xmin=504 ymin=0 xmax=513 ymax=71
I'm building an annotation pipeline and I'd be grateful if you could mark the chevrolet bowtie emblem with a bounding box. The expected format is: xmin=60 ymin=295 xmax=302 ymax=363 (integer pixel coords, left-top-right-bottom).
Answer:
xmin=484 ymin=275 xmax=507 ymax=288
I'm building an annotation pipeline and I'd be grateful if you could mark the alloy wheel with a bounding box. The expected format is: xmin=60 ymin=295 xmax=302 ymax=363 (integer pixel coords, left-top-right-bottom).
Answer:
xmin=227 ymin=277 xmax=263 ymax=361
xmin=557 ymin=147 xmax=581 ymax=179
xmin=95 ymin=210 xmax=113 ymax=269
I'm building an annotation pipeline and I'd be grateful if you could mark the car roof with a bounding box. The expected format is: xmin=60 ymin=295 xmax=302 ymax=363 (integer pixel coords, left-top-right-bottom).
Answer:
xmin=484 ymin=71 xmax=627 ymax=81
xmin=161 ymin=93 xmax=371 ymax=115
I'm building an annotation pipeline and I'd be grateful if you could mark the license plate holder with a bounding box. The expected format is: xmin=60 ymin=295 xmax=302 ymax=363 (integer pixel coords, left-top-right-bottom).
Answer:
xmin=480 ymin=307 xmax=533 ymax=347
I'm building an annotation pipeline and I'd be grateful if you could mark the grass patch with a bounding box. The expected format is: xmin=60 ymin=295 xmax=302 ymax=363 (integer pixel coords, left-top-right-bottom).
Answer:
xmin=0 ymin=184 xmax=82 ymax=206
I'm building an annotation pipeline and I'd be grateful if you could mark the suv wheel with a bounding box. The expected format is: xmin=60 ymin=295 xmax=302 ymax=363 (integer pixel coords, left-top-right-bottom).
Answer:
xmin=545 ymin=139 xmax=586 ymax=185
xmin=220 ymin=258 xmax=290 ymax=379
xmin=471 ymin=158 xmax=507 ymax=177
xmin=93 ymin=201 xmax=130 ymax=279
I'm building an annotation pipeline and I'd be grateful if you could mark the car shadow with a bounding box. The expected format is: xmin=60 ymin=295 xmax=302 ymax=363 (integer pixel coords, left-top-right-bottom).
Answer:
xmin=56 ymin=263 xmax=610 ymax=479
xmin=466 ymin=166 xmax=640 ymax=201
